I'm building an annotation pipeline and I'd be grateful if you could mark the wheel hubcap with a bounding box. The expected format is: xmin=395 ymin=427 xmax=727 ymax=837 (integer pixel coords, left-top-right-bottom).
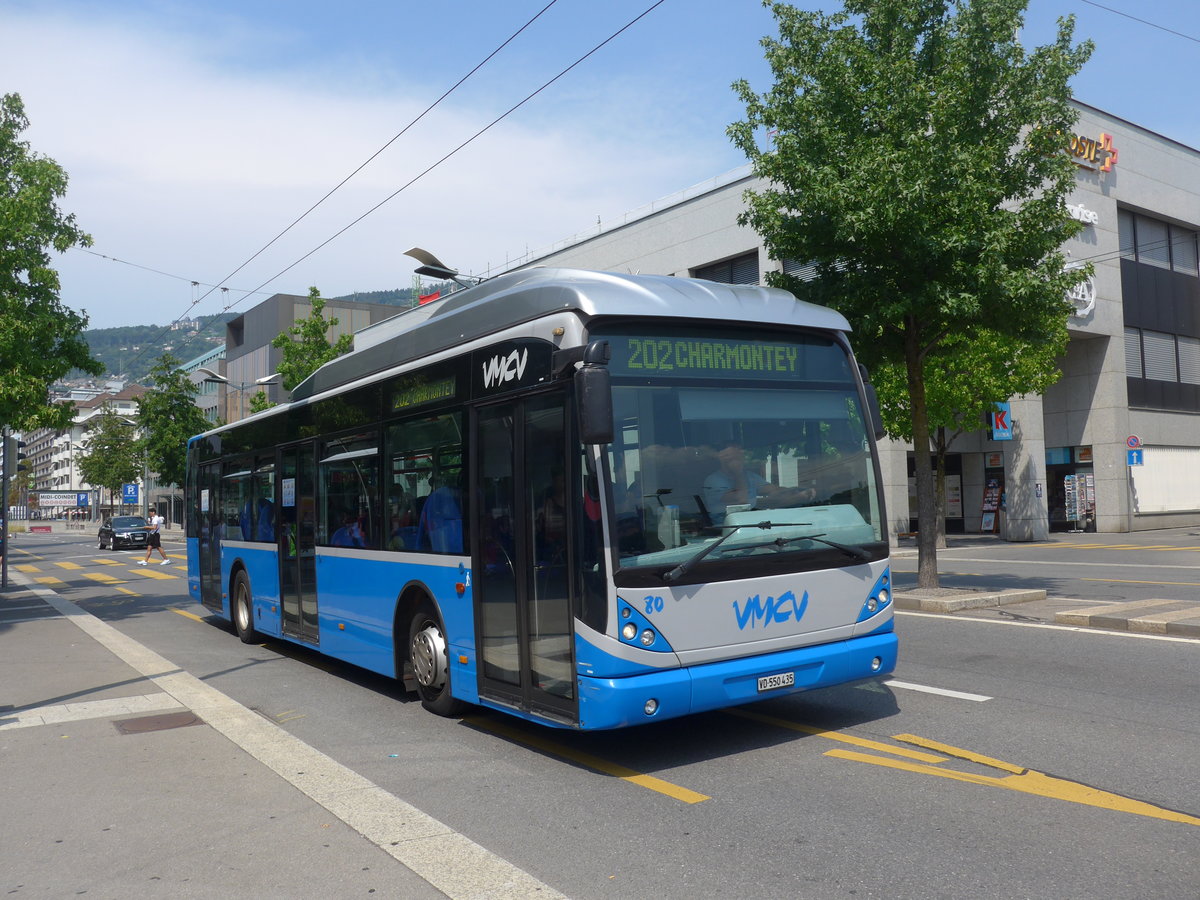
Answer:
xmin=411 ymin=621 xmax=448 ymax=690
xmin=236 ymin=589 xmax=250 ymax=630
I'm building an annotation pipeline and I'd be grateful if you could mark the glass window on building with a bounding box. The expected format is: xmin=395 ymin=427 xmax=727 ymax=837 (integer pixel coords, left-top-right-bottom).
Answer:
xmin=693 ymin=251 xmax=760 ymax=285
xmin=1141 ymin=330 xmax=1178 ymax=382
xmin=1124 ymin=328 xmax=1143 ymax=379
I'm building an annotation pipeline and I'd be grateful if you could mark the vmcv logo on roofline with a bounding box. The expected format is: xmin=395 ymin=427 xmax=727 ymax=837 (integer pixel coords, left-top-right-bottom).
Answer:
xmin=482 ymin=348 xmax=529 ymax=389
xmin=733 ymin=589 xmax=809 ymax=630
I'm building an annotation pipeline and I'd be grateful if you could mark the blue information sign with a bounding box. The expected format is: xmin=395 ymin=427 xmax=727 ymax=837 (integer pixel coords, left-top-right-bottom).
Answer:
xmin=122 ymin=483 xmax=140 ymax=504
xmin=1127 ymin=449 xmax=1144 ymax=467
xmin=77 ymin=492 xmax=90 ymax=507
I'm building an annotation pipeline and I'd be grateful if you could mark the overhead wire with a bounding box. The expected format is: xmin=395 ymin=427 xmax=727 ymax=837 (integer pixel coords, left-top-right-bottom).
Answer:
xmin=1076 ymin=0 xmax=1200 ymax=44
xmin=223 ymin=0 xmax=669 ymax=312
xmin=109 ymin=0 xmax=566 ymax=374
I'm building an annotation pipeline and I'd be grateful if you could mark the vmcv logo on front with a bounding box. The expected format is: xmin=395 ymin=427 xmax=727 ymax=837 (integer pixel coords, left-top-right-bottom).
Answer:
xmin=732 ymin=589 xmax=809 ymax=630
xmin=482 ymin=348 xmax=529 ymax=389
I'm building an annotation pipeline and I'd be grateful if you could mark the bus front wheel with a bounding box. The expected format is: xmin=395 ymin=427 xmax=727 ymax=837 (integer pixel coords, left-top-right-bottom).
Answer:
xmin=408 ymin=606 xmax=464 ymax=717
xmin=232 ymin=571 xmax=259 ymax=644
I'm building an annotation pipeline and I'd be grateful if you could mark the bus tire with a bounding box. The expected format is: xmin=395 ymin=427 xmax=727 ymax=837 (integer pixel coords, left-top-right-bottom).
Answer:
xmin=232 ymin=570 xmax=259 ymax=644
xmin=408 ymin=605 xmax=464 ymax=717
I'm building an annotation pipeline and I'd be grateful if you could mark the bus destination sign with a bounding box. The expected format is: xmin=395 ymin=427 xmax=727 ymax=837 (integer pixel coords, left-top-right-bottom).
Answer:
xmin=608 ymin=335 xmax=808 ymax=379
xmin=392 ymin=375 xmax=457 ymax=413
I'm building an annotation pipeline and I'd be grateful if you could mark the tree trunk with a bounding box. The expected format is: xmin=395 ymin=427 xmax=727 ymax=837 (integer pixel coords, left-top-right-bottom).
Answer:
xmin=905 ymin=325 xmax=940 ymax=589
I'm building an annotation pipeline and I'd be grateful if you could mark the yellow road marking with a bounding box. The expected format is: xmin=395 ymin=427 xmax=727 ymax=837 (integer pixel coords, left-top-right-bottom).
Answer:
xmin=823 ymin=735 xmax=1200 ymax=827
xmin=131 ymin=567 xmax=176 ymax=580
xmin=725 ymin=708 xmax=949 ymax=764
xmin=171 ymin=608 xmax=204 ymax=622
xmin=34 ymin=576 xmax=65 ymax=586
xmin=1081 ymin=577 xmax=1200 ymax=586
xmin=92 ymin=558 xmax=122 ymax=566
xmin=55 ymin=561 xmax=83 ymax=570
xmin=893 ymin=734 xmax=1024 ymax=773
xmin=727 ymin=715 xmax=1199 ymax=827
xmin=83 ymin=572 xmax=126 ymax=585
xmin=116 ymin=587 xmax=140 ymax=596
xmin=16 ymin=564 xmax=41 ymax=573
xmin=466 ymin=715 xmax=709 ymax=804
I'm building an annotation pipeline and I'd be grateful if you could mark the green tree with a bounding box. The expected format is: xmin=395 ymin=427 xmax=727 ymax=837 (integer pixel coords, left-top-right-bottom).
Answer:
xmin=137 ymin=354 xmax=211 ymax=489
xmin=729 ymin=0 xmax=1092 ymax=587
xmin=76 ymin=406 xmax=143 ymax=513
xmin=271 ymin=287 xmax=354 ymax=392
xmin=0 ymin=93 xmax=104 ymax=430
xmin=246 ymin=389 xmax=273 ymax=415
xmin=872 ymin=326 xmax=1067 ymax=544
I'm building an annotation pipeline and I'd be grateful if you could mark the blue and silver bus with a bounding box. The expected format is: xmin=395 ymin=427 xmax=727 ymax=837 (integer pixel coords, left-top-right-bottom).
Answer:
xmin=186 ymin=268 xmax=896 ymax=729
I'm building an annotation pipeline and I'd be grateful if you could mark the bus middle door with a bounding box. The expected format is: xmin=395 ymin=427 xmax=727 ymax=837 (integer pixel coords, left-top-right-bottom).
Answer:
xmin=279 ymin=443 xmax=319 ymax=644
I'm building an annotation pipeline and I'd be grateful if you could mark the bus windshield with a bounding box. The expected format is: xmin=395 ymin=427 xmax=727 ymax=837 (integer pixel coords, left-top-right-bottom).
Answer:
xmin=599 ymin=326 xmax=884 ymax=578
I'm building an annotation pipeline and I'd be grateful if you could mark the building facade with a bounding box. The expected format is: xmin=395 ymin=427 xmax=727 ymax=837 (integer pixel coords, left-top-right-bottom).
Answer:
xmin=218 ymin=293 xmax=400 ymax=422
xmin=507 ymin=102 xmax=1200 ymax=541
xmin=23 ymin=385 xmax=148 ymax=520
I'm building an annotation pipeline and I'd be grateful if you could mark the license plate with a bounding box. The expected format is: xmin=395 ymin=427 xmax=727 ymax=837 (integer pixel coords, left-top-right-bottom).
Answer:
xmin=757 ymin=671 xmax=795 ymax=692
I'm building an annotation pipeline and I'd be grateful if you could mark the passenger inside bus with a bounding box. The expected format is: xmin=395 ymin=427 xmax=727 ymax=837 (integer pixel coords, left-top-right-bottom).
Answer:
xmin=419 ymin=473 xmax=463 ymax=553
xmin=330 ymin=510 xmax=367 ymax=548
xmin=702 ymin=441 xmax=814 ymax=523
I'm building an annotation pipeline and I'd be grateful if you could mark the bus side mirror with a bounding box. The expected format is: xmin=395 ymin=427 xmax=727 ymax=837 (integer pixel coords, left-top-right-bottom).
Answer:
xmin=576 ymin=341 xmax=613 ymax=445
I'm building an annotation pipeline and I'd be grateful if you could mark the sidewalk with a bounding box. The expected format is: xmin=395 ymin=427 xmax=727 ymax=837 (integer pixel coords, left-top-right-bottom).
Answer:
xmin=0 ymin=577 xmax=458 ymax=899
xmin=890 ymin=531 xmax=1200 ymax=638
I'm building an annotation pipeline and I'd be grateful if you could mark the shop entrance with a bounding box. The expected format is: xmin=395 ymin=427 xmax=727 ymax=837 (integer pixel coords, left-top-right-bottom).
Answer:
xmin=1046 ymin=446 xmax=1095 ymax=532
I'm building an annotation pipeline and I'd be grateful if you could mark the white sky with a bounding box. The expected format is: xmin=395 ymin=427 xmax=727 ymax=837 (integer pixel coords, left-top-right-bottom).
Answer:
xmin=2 ymin=0 xmax=1197 ymax=330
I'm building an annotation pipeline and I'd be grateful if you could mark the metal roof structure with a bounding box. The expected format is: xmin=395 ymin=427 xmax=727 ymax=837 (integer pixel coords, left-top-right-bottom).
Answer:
xmin=291 ymin=267 xmax=849 ymax=401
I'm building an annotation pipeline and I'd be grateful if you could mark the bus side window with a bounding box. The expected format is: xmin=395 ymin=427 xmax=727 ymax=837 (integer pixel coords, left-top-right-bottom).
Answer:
xmin=317 ymin=431 xmax=381 ymax=549
xmin=385 ymin=412 xmax=466 ymax=555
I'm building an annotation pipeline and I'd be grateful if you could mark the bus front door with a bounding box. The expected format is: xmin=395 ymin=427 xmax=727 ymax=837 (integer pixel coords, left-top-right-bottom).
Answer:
xmin=476 ymin=394 xmax=577 ymax=722
xmin=280 ymin=443 xmax=319 ymax=644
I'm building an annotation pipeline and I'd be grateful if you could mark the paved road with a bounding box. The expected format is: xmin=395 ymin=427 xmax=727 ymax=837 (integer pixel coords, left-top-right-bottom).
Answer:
xmin=4 ymin=530 xmax=1198 ymax=899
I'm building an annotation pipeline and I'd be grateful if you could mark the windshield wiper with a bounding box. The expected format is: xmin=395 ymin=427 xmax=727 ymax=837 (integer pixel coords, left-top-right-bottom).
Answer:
xmin=661 ymin=520 xmax=806 ymax=583
xmin=736 ymin=531 xmax=873 ymax=562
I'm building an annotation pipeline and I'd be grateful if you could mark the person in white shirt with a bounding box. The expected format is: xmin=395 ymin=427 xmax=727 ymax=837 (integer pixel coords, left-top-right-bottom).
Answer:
xmin=140 ymin=512 xmax=171 ymax=565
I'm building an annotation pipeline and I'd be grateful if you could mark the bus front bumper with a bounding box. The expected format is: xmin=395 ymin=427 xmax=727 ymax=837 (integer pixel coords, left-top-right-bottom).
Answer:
xmin=576 ymin=631 xmax=897 ymax=731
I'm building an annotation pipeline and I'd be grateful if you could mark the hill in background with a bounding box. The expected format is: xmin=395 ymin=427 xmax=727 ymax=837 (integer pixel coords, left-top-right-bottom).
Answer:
xmin=77 ymin=288 xmax=430 ymax=383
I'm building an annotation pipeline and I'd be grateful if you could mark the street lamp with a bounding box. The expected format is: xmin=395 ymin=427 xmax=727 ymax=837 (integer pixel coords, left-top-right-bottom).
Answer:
xmin=116 ymin=417 xmax=149 ymax=519
xmin=197 ymin=368 xmax=279 ymax=422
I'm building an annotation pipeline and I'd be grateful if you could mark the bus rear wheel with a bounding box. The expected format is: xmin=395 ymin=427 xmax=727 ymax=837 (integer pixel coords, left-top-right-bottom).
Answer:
xmin=232 ymin=571 xmax=259 ymax=644
xmin=408 ymin=606 xmax=464 ymax=717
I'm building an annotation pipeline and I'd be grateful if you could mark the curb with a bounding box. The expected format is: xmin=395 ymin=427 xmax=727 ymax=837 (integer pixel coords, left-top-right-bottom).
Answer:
xmin=893 ymin=588 xmax=1046 ymax=613
xmin=1054 ymin=599 xmax=1200 ymax=637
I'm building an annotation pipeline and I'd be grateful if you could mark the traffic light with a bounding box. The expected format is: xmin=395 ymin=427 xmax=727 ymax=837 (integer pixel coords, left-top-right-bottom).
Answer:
xmin=3 ymin=436 xmax=27 ymax=476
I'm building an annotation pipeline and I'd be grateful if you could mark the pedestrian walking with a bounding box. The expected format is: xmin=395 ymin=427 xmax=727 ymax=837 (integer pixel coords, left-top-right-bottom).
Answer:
xmin=140 ymin=511 xmax=171 ymax=565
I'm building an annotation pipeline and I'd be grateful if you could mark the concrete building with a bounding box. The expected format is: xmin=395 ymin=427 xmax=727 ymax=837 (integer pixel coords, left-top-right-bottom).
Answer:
xmin=503 ymin=101 xmax=1199 ymax=541
xmin=216 ymin=293 xmax=400 ymax=422
xmin=24 ymin=385 xmax=148 ymax=521
xmin=180 ymin=344 xmax=226 ymax=424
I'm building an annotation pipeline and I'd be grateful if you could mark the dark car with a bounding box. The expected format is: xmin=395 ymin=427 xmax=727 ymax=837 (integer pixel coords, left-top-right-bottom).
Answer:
xmin=98 ymin=515 xmax=149 ymax=550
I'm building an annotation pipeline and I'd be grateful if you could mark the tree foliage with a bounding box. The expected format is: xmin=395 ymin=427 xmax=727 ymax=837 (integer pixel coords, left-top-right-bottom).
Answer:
xmin=729 ymin=0 xmax=1092 ymax=586
xmin=76 ymin=406 xmax=143 ymax=506
xmin=137 ymin=353 xmax=211 ymax=488
xmin=0 ymin=93 xmax=104 ymax=430
xmin=271 ymin=287 xmax=354 ymax=392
